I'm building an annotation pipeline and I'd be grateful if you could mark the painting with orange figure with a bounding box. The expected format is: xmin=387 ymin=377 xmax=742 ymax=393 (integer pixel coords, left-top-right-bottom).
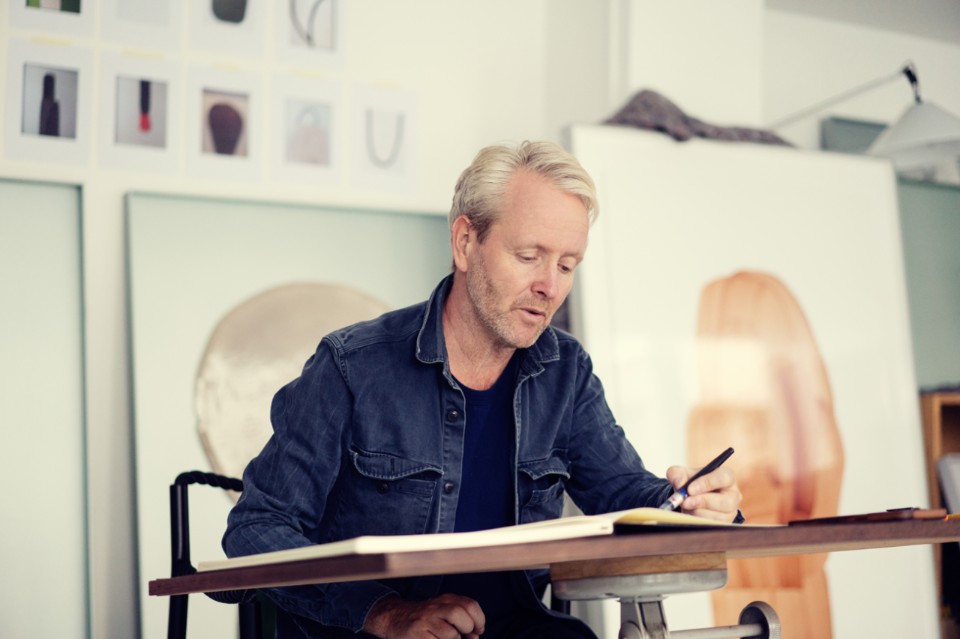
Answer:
xmin=687 ymin=270 xmax=845 ymax=639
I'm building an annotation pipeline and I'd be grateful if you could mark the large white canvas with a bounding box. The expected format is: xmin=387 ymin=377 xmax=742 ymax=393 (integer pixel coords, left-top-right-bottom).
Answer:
xmin=127 ymin=194 xmax=450 ymax=639
xmin=568 ymin=125 xmax=934 ymax=639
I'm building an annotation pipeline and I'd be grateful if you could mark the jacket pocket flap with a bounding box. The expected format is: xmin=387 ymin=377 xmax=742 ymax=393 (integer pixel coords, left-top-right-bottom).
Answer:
xmin=351 ymin=449 xmax=441 ymax=480
xmin=517 ymin=456 xmax=569 ymax=481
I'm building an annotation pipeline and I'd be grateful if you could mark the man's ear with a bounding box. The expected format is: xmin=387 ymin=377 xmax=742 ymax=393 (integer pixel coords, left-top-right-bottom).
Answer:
xmin=450 ymin=215 xmax=473 ymax=272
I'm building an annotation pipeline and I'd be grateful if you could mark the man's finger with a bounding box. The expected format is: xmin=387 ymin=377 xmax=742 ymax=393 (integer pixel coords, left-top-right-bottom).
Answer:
xmin=687 ymin=467 xmax=735 ymax=495
xmin=438 ymin=599 xmax=485 ymax=635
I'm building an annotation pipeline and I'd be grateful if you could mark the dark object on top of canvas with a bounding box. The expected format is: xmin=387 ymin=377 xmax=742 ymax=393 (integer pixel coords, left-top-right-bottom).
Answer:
xmin=604 ymin=89 xmax=792 ymax=146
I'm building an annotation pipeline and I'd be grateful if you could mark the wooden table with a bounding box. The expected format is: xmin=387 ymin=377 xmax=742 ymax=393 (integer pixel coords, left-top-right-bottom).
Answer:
xmin=150 ymin=519 xmax=960 ymax=639
xmin=149 ymin=518 xmax=960 ymax=597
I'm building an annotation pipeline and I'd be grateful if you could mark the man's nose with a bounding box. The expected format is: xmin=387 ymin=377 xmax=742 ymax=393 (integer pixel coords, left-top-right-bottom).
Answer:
xmin=532 ymin=264 xmax=560 ymax=299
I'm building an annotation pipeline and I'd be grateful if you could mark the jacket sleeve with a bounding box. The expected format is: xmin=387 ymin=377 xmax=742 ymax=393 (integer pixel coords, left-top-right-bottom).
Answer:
xmin=221 ymin=339 xmax=396 ymax=632
xmin=565 ymin=347 xmax=674 ymax=514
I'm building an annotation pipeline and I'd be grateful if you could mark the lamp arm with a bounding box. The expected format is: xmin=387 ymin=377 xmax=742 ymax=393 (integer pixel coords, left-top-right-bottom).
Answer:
xmin=768 ymin=63 xmax=916 ymax=130
xmin=903 ymin=63 xmax=922 ymax=103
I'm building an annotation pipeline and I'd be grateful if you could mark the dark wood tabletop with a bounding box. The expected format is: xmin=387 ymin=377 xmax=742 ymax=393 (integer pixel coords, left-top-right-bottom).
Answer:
xmin=149 ymin=518 xmax=960 ymax=597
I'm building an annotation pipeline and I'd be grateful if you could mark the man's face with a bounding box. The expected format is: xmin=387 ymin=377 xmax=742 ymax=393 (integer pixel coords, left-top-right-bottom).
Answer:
xmin=464 ymin=170 xmax=589 ymax=349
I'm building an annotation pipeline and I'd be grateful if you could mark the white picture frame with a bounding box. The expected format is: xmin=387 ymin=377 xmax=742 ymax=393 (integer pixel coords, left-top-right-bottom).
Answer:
xmin=274 ymin=0 xmax=345 ymax=70
xmin=187 ymin=0 xmax=267 ymax=60
xmin=351 ymin=82 xmax=418 ymax=193
xmin=98 ymin=52 xmax=181 ymax=174
xmin=9 ymin=0 xmax=96 ymax=38
xmin=4 ymin=38 xmax=93 ymax=165
xmin=184 ymin=64 xmax=263 ymax=183
xmin=270 ymin=73 xmax=342 ymax=186
xmin=99 ymin=0 xmax=183 ymax=51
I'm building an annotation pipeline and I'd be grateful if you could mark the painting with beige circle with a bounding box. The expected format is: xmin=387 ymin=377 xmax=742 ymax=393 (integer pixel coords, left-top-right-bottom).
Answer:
xmin=126 ymin=194 xmax=450 ymax=639
xmin=195 ymin=282 xmax=389 ymax=488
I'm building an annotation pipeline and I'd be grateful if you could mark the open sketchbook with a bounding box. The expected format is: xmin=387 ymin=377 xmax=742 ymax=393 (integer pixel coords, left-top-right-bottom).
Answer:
xmin=198 ymin=507 xmax=743 ymax=572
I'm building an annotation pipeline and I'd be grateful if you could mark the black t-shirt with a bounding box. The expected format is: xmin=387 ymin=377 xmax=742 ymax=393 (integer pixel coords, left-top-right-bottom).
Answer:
xmin=441 ymin=354 xmax=519 ymax=620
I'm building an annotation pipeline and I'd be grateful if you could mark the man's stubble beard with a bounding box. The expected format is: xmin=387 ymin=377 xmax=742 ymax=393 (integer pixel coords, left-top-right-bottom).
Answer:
xmin=465 ymin=253 xmax=549 ymax=351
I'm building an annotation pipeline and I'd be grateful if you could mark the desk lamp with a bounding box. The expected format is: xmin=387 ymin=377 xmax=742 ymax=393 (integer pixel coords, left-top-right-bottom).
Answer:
xmin=771 ymin=62 xmax=960 ymax=179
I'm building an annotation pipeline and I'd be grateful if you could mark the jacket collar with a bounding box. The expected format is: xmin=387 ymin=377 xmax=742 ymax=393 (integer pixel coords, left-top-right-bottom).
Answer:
xmin=415 ymin=274 xmax=560 ymax=374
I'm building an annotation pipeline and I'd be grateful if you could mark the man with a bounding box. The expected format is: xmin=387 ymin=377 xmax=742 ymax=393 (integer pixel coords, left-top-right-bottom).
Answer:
xmin=223 ymin=140 xmax=742 ymax=639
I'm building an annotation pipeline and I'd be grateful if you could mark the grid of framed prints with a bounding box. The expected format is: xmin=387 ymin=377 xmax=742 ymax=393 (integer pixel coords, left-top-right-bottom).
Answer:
xmin=4 ymin=1 xmax=418 ymax=191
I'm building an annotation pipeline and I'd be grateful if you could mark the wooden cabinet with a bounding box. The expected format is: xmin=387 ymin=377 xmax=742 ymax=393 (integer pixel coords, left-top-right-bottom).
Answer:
xmin=921 ymin=391 xmax=960 ymax=639
xmin=922 ymin=392 xmax=960 ymax=509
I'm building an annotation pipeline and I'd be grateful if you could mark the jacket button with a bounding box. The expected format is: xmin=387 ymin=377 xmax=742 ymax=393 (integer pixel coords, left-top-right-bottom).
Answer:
xmin=445 ymin=410 xmax=460 ymax=422
xmin=443 ymin=481 xmax=455 ymax=494
xmin=377 ymin=482 xmax=389 ymax=494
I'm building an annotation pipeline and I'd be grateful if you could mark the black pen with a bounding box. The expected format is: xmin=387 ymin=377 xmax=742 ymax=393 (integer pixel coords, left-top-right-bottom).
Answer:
xmin=658 ymin=447 xmax=735 ymax=511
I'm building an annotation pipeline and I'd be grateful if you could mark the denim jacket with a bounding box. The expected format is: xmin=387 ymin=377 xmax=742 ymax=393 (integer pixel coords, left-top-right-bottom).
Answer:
xmin=223 ymin=275 xmax=672 ymax=635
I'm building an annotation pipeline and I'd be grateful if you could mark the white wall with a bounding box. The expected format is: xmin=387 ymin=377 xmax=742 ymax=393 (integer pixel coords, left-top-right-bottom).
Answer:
xmin=622 ymin=0 xmax=766 ymax=125
xmin=1 ymin=1 xmax=959 ymax=637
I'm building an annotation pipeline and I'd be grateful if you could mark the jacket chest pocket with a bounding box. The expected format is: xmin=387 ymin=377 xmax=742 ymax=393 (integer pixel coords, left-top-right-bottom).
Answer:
xmin=517 ymin=455 xmax=570 ymax=525
xmin=334 ymin=449 xmax=442 ymax=536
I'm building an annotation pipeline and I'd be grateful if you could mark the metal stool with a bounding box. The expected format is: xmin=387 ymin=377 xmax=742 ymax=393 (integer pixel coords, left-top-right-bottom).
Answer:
xmin=552 ymin=552 xmax=781 ymax=639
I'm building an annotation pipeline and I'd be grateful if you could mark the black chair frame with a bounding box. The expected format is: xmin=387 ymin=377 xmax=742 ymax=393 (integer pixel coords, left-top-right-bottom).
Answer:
xmin=167 ymin=470 xmax=263 ymax=639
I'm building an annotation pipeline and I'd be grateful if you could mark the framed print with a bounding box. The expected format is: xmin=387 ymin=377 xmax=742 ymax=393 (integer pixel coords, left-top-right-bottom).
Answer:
xmin=99 ymin=52 xmax=181 ymax=173
xmin=185 ymin=65 xmax=262 ymax=182
xmin=351 ymin=82 xmax=417 ymax=193
xmin=275 ymin=0 xmax=344 ymax=70
xmin=10 ymin=0 xmax=96 ymax=37
xmin=100 ymin=0 xmax=183 ymax=51
xmin=270 ymin=73 xmax=341 ymax=186
xmin=188 ymin=0 xmax=267 ymax=59
xmin=4 ymin=38 xmax=93 ymax=165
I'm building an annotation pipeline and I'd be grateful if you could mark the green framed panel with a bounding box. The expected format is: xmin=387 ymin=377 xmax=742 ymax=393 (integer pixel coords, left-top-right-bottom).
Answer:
xmin=822 ymin=115 xmax=960 ymax=389
xmin=897 ymin=179 xmax=960 ymax=389
xmin=126 ymin=193 xmax=450 ymax=639
xmin=819 ymin=115 xmax=885 ymax=155
xmin=0 ymin=178 xmax=88 ymax=638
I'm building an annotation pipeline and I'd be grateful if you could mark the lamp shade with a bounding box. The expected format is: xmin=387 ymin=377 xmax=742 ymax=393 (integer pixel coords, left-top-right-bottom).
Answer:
xmin=867 ymin=101 xmax=960 ymax=171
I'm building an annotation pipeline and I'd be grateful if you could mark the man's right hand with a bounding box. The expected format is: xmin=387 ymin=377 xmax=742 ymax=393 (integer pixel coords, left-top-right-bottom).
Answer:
xmin=362 ymin=593 xmax=486 ymax=639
